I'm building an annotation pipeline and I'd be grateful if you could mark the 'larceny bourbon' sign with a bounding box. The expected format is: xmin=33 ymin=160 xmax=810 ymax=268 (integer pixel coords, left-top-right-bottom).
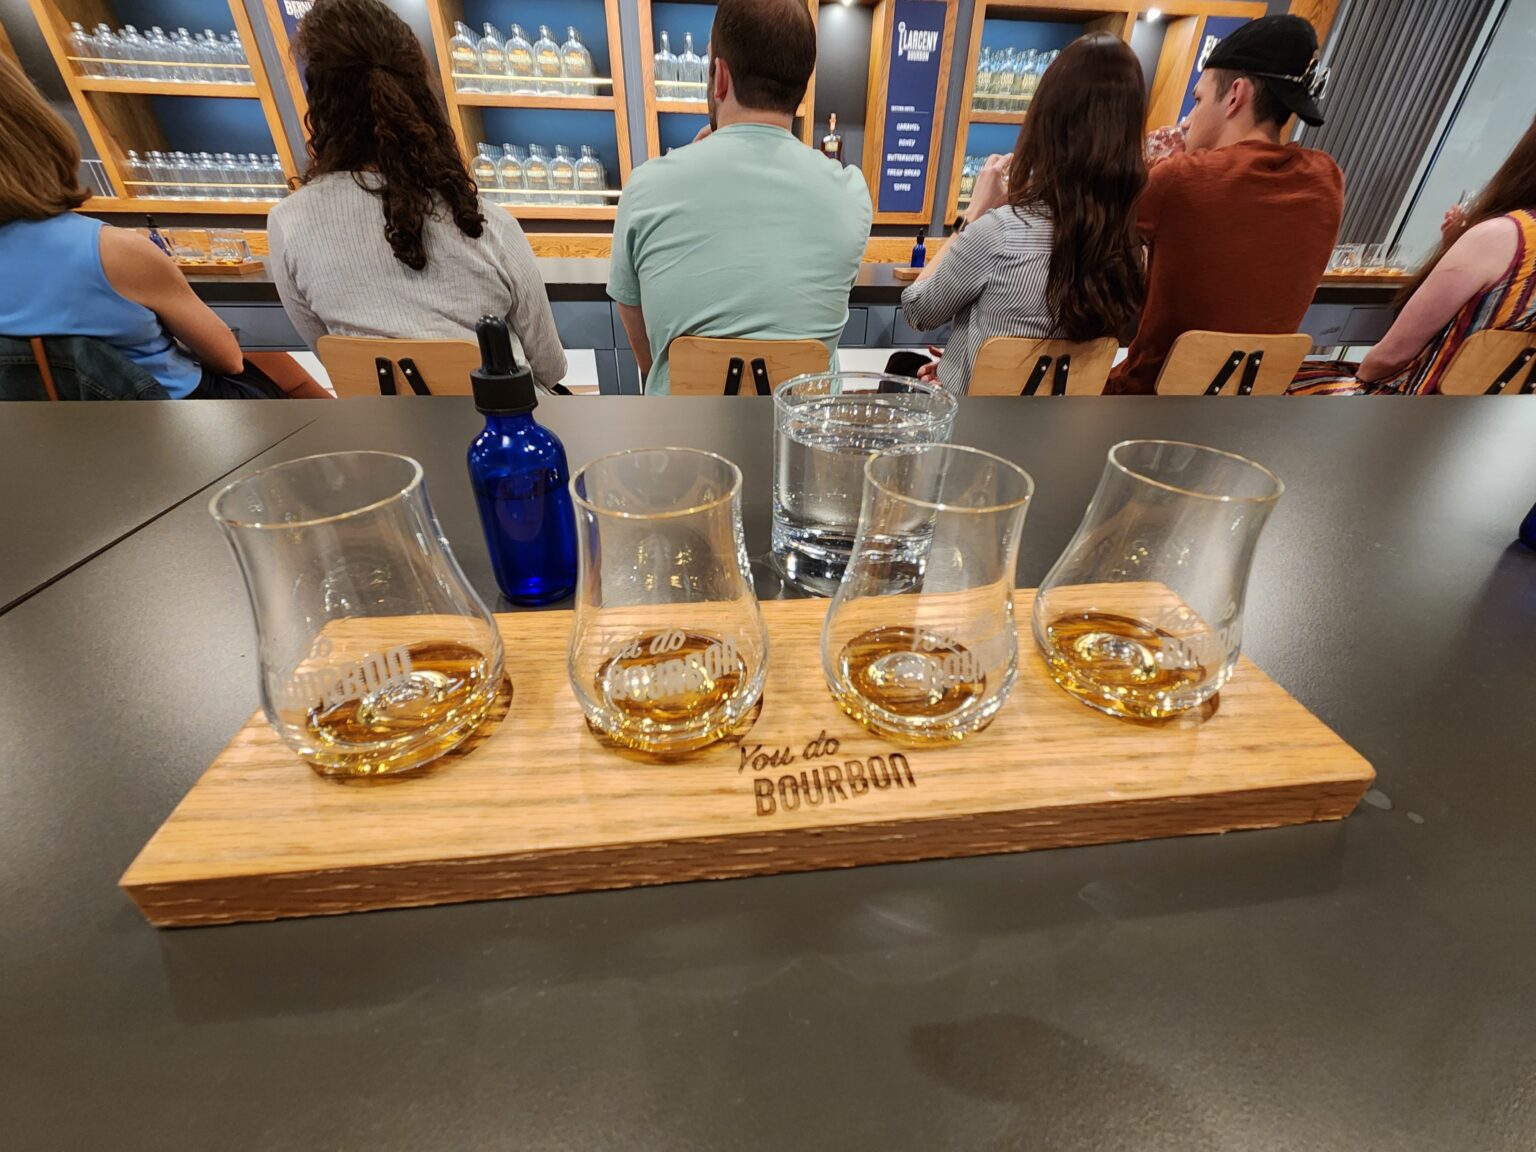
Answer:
xmin=741 ymin=729 xmax=917 ymax=817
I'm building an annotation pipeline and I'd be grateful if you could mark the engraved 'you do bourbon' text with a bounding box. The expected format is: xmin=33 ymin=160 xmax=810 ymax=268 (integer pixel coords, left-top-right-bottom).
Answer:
xmin=742 ymin=729 xmax=917 ymax=817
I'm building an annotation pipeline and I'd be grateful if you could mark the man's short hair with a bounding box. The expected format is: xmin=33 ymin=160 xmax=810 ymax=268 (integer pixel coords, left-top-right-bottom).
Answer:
xmin=1207 ymin=67 xmax=1290 ymax=128
xmin=711 ymin=0 xmax=816 ymax=115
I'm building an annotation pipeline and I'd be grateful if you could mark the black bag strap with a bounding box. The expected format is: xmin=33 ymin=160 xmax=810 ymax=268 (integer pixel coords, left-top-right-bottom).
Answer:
xmin=1205 ymin=350 xmax=1245 ymax=396
xmin=374 ymin=357 xmax=397 ymax=396
xmin=1236 ymin=349 xmax=1265 ymax=395
xmin=1019 ymin=355 xmax=1052 ymax=396
xmin=1050 ymin=354 xmax=1072 ymax=396
xmin=722 ymin=356 xmax=746 ymax=395
xmin=750 ymin=358 xmax=773 ymax=396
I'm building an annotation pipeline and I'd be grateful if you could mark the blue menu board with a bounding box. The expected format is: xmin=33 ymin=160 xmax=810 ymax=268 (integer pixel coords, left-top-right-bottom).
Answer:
xmin=1177 ymin=16 xmax=1254 ymax=122
xmin=275 ymin=0 xmax=314 ymax=41
xmin=877 ymin=0 xmax=947 ymax=215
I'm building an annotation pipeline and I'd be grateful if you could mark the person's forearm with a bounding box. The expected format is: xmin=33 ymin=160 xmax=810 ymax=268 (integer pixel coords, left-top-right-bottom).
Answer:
xmin=912 ymin=237 xmax=951 ymax=284
xmin=617 ymin=303 xmax=653 ymax=375
xmin=1355 ymin=341 xmax=1415 ymax=383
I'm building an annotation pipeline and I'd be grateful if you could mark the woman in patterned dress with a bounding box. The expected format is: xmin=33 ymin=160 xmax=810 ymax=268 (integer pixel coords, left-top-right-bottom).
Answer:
xmin=1290 ymin=116 xmax=1536 ymax=395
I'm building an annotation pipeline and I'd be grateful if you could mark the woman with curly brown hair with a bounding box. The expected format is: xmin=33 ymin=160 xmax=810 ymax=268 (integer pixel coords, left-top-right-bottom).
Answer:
xmin=268 ymin=0 xmax=566 ymax=387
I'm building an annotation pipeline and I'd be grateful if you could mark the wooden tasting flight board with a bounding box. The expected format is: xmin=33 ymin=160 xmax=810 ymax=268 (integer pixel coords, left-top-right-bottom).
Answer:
xmin=122 ymin=593 xmax=1374 ymax=927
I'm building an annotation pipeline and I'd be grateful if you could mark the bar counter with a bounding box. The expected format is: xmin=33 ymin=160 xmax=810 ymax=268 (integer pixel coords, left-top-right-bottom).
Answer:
xmin=2 ymin=397 xmax=1533 ymax=1149
xmin=188 ymin=259 xmax=1404 ymax=383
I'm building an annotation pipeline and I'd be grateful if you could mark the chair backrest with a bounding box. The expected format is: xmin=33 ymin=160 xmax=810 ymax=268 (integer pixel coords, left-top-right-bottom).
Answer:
xmin=1437 ymin=329 xmax=1536 ymax=395
xmin=968 ymin=336 xmax=1119 ymax=396
xmin=316 ymin=336 xmax=481 ymax=398
xmin=667 ymin=336 xmax=830 ymax=396
xmin=1155 ymin=331 xmax=1313 ymax=396
xmin=0 ymin=335 xmax=168 ymax=401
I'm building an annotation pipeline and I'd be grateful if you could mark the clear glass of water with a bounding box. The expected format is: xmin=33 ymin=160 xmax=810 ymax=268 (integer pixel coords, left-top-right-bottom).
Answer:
xmin=773 ymin=372 xmax=958 ymax=596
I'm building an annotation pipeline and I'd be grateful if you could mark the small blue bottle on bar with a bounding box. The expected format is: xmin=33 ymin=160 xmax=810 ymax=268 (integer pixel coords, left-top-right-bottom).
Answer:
xmin=466 ymin=315 xmax=578 ymax=605
xmin=1521 ymin=501 xmax=1536 ymax=550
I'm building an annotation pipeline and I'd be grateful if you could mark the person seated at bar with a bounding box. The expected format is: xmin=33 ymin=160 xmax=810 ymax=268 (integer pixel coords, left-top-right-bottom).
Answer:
xmin=268 ymin=0 xmax=566 ymax=389
xmin=899 ymin=33 xmax=1147 ymax=394
xmin=607 ymin=0 xmax=872 ymax=394
xmin=0 ymin=56 xmax=319 ymax=399
xmin=1291 ymin=116 xmax=1536 ymax=395
xmin=1106 ymin=15 xmax=1343 ymax=395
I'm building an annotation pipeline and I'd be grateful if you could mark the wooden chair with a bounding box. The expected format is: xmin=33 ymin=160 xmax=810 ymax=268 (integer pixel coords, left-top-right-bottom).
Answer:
xmin=967 ymin=336 xmax=1119 ymax=396
xmin=1154 ymin=332 xmax=1313 ymax=396
xmin=667 ymin=336 xmax=830 ymax=396
xmin=1437 ymin=330 xmax=1536 ymax=395
xmin=316 ymin=336 xmax=481 ymax=398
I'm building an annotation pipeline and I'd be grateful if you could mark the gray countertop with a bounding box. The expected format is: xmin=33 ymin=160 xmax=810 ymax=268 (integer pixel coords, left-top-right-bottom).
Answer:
xmin=3 ymin=397 xmax=1534 ymax=1150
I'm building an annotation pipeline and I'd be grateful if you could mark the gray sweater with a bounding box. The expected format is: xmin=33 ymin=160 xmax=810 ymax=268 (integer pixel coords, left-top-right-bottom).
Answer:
xmin=267 ymin=173 xmax=566 ymax=387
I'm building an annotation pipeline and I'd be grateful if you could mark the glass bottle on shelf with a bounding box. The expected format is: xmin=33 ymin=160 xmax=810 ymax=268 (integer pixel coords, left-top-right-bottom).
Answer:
xmin=505 ymin=24 xmax=537 ymax=94
xmin=449 ymin=21 xmax=482 ymax=92
xmin=264 ymin=154 xmax=288 ymax=200
xmin=821 ymin=113 xmax=843 ymax=163
xmin=497 ymin=144 xmax=526 ymax=204
xmin=91 ymin=24 xmax=121 ymax=77
xmin=142 ymin=27 xmax=169 ymax=80
xmin=472 ymin=143 xmax=500 ymax=190
xmin=561 ymin=28 xmax=594 ymax=97
xmin=974 ymin=46 xmax=992 ymax=111
xmin=959 ymin=155 xmax=978 ymax=202
xmin=523 ymin=145 xmax=551 ymax=204
xmin=575 ymin=145 xmax=605 ymax=201
xmin=654 ymin=31 xmax=678 ymax=102
xmin=123 ymin=150 xmax=150 ymax=196
xmin=67 ymin=23 xmax=98 ymax=78
xmin=550 ymin=145 xmax=578 ymax=205
xmin=678 ymin=32 xmax=704 ymax=104
xmin=532 ymin=25 xmax=564 ymax=96
xmin=477 ymin=24 xmax=507 ymax=93
xmin=117 ymin=25 xmax=147 ymax=80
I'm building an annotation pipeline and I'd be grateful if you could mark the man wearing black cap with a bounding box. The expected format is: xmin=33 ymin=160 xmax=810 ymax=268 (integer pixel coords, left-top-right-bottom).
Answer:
xmin=1108 ymin=15 xmax=1344 ymax=395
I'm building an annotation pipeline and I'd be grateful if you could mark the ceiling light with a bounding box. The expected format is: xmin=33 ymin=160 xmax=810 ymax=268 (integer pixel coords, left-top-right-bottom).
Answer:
xmin=1146 ymin=7 xmax=1163 ymax=21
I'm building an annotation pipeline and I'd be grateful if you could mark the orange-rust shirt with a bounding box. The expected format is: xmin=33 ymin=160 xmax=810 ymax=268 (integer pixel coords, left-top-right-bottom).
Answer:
xmin=1109 ymin=140 xmax=1345 ymax=395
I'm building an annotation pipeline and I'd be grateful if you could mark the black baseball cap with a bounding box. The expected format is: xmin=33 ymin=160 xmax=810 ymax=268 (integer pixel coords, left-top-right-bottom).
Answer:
xmin=1205 ymin=15 xmax=1329 ymax=127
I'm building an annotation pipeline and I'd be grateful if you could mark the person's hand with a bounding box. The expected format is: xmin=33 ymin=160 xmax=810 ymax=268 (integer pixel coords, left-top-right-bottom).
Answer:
xmin=1145 ymin=124 xmax=1187 ymax=168
xmin=692 ymin=122 xmax=714 ymax=145
xmin=917 ymin=345 xmax=942 ymax=383
xmin=1441 ymin=203 xmax=1466 ymax=242
xmin=965 ymin=154 xmax=1010 ymax=224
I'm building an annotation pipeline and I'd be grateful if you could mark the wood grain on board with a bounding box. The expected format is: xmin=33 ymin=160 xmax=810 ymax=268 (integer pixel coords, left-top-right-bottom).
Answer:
xmin=123 ymin=592 xmax=1373 ymax=928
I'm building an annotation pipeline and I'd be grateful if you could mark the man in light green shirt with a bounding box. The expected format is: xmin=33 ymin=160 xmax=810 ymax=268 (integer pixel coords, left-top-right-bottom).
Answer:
xmin=607 ymin=0 xmax=873 ymax=394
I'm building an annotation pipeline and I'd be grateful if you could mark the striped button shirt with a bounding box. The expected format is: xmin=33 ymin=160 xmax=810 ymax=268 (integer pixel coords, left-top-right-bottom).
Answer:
xmin=900 ymin=204 xmax=1056 ymax=395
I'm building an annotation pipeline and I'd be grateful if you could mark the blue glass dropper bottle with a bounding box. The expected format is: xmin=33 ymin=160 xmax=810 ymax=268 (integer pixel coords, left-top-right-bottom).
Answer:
xmin=466 ymin=315 xmax=578 ymax=605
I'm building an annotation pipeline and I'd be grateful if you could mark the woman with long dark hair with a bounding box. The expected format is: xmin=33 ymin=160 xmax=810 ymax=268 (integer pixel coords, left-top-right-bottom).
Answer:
xmin=269 ymin=0 xmax=565 ymax=387
xmin=1292 ymin=116 xmax=1536 ymax=395
xmin=900 ymin=33 xmax=1146 ymax=394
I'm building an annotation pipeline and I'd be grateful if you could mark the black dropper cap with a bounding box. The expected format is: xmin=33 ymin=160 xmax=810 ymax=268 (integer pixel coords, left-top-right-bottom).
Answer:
xmin=471 ymin=314 xmax=537 ymax=415
xmin=916 ymin=227 xmax=927 ymax=245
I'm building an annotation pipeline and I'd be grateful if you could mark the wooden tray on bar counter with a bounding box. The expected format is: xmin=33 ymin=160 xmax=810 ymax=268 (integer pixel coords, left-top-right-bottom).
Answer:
xmin=174 ymin=261 xmax=264 ymax=276
xmin=121 ymin=593 xmax=1375 ymax=927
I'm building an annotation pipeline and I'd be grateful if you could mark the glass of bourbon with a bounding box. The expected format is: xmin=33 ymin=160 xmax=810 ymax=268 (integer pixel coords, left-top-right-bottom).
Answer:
xmin=568 ymin=448 xmax=769 ymax=754
xmin=1033 ymin=441 xmax=1283 ymax=720
xmin=210 ymin=452 xmax=505 ymax=778
xmin=822 ymin=444 xmax=1034 ymax=744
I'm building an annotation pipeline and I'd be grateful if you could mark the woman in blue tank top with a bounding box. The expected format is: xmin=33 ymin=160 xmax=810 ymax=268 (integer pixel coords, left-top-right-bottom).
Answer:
xmin=0 ymin=55 xmax=304 ymax=399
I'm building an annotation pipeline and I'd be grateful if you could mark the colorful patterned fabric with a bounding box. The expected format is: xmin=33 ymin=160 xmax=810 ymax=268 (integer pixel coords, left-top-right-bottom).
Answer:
xmin=1289 ymin=208 xmax=1536 ymax=395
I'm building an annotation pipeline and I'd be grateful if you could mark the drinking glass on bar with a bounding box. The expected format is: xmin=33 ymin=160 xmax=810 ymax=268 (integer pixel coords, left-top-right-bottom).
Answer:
xmin=773 ymin=372 xmax=958 ymax=596
xmin=567 ymin=448 xmax=769 ymax=754
xmin=822 ymin=445 xmax=1034 ymax=744
xmin=210 ymin=452 xmax=506 ymax=778
xmin=1032 ymin=441 xmax=1283 ymax=720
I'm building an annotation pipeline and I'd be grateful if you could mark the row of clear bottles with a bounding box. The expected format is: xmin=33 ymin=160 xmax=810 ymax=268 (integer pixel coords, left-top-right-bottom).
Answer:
xmin=972 ymin=47 xmax=1059 ymax=112
xmin=66 ymin=22 xmax=251 ymax=84
xmin=958 ymin=155 xmax=983 ymax=203
xmin=449 ymin=22 xmax=595 ymax=96
xmin=472 ymin=142 xmax=608 ymax=207
xmin=653 ymin=31 xmax=705 ymax=103
xmin=122 ymin=150 xmax=287 ymax=202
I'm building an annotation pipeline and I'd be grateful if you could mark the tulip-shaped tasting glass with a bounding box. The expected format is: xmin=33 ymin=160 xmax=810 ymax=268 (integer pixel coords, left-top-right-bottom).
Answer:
xmin=209 ymin=451 xmax=505 ymax=778
xmin=568 ymin=448 xmax=769 ymax=754
xmin=822 ymin=444 xmax=1034 ymax=744
xmin=1032 ymin=440 xmax=1283 ymax=720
